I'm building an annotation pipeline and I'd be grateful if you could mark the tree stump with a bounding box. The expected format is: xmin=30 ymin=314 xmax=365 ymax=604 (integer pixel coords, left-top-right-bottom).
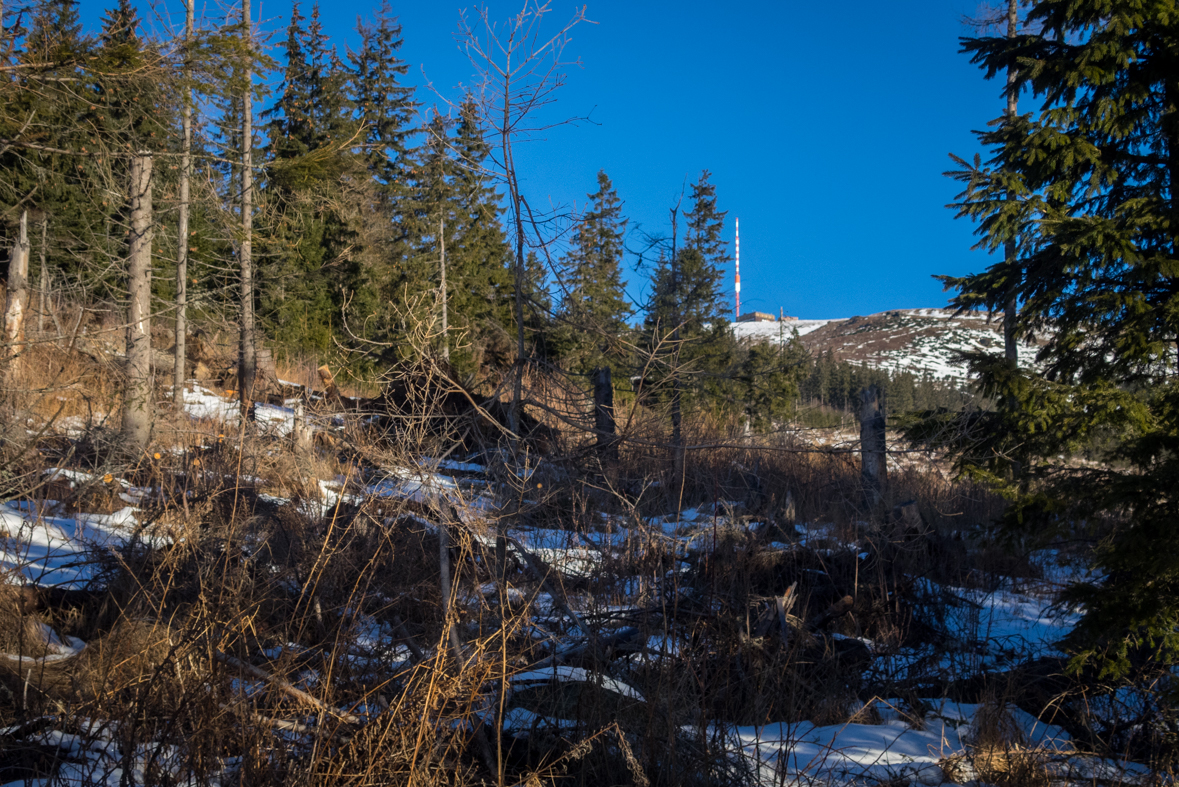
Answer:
xmin=593 ymin=366 xmax=617 ymax=462
xmin=859 ymin=385 xmax=887 ymax=511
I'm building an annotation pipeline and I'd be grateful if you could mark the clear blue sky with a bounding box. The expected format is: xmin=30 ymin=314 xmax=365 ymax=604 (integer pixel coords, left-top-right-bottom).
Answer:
xmin=86 ymin=0 xmax=1003 ymax=320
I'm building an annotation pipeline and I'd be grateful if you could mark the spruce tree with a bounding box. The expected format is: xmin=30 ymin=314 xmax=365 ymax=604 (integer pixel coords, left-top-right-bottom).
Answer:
xmin=91 ymin=0 xmax=171 ymax=293
xmin=556 ymin=170 xmax=632 ymax=374
xmin=642 ymin=170 xmax=739 ymax=420
xmin=346 ymin=2 xmax=416 ymax=331
xmin=445 ymin=98 xmax=515 ymax=374
xmin=1 ymin=0 xmax=100 ymax=282
xmin=349 ymin=2 xmax=415 ymax=210
xmin=394 ymin=109 xmax=459 ymax=355
xmin=738 ymin=334 xmax=808 ymax=431
xmin=259 ymin=2 xmax=360 ymax=355
xmin=937 ymin=0 xmax=1179 ymax=676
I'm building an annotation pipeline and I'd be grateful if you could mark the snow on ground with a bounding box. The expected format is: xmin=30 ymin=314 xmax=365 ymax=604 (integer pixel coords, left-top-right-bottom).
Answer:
xmin=0 ymin=719 xmax=224 ymax=787
xmin=834 ymin=310 xmax=1039 ymax=383
xmin=733 ymin=310 xmax=1044 ymax=384
xmin=727 ymin=699 xmax=1150 ymax=786
xmin=732 ymin=319 xmax=835 ymax=343
xmin=0 ymin=502 xmax=141 ymax=589
xmin=360 ymin=466 xmax=496 ymax=524
xmin=0 ymin=425 xmax=1155 ymax=784
xmin=869 ymin=578 xmax=1082 ymax=682
xmin=180 ymin=383 xmax=240 ymax=422
xmin=180 ymin=383 xmax=306 ymax=438
xmin=864 ymin=311 xmax=1036 ymax=382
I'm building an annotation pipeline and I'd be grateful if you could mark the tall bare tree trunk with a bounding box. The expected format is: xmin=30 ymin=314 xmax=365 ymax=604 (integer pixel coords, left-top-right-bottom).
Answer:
xmin=668 ymin=204 xmax=683 ymax=469
xmin=238 ymin=0 xmax=257 ymax=421
xmin=440 ymin=216 xmax=449 ymax=364
xmin=498 ymin=56 xmax=526 ymax=441
xmin=175 ymin=0 xmax=193 ymax=403
xmin=37 ymin=218 xmax=46 ymax=336
xmin=3 ymin=211 xmax=29 ymax=362
xmin=509 ymin=199 xmax=524 ymax=438
xmin=499 ymin=71 xmax=523 ymax=595
xmin=1003 ymin=0 xmax=1019 ymax=366
xmin=123 ymin=154 xmax=154 ymax=453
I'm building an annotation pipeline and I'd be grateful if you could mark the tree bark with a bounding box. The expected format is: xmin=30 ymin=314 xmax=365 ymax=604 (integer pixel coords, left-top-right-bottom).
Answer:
xmin=238 ymin=0 xmax=257 ymax=421
xmin=498 ymin=51 xmax=526 ymax=443
xmin=1003 ymin=0 xmax=1019 ymax=367
xmin=437 ymin=514 xmax=462 ymax=661
xmin=37 ymin=219 xmax=46 ymax=336
xmin=175 ymin=0 xmax=193 ymax=403
xmin=122 ymin=153 xmax=154 ymax=453
xmin=3 ymin=210 xmax=29 ymax=362
xmin=0 ymin=0 xmax=8 ymax=67
xmin=292 ymin=399 xmax=311 ymax=453
xmin=439 ymin=216 xmax=449 ymax=363
xmin=669 ymin=206 xmax=684 ymax=470
xmin=859 ymin=385 xmax=887 ymax=510
xmin=593 ymin=365 xmax=617 ymax=463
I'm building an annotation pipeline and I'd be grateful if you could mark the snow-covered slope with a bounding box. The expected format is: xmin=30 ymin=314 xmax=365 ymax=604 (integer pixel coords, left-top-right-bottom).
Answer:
xmin=731 ymin=318 xmax=834 ymax=341
xmin=732 ymin=309 xmax=1042 ymax=383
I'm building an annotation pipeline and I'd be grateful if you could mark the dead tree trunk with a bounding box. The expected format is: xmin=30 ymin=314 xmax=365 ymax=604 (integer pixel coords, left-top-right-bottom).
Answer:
xmin=37 ymin=218 xmax=46 ymax=336
xmin=292 ymin=399 xmax=311 ymax=453
xmin=593 ymin=366 xmax=617 ymax=463
xmin=122 ymin=153 xmax=154 ymax=453
xmin=439 ymin=216 xmax=449 ymax=363
xmin=858 ymin=385 xmax=886 ymax=511
xmin=4 ymin=211 xmax=30 ymax=362
xmin=175 ymin=0 xmax=194 ymax=403
xmin=238 ymin=0 xmax=257 ymax=422
xmin=668 ymin=202 xmax=684 ymax=472
xmin=437 ymin=515 xmax=463 ymax=661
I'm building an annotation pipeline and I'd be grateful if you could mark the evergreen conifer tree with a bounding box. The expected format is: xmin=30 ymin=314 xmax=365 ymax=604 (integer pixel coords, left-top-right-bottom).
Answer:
xmin=642 ymin=170 xmax=739 ymax=419
xmin=91 ymin=0 xmax=172 ymax=292
xmin=556 ymin=170 xmax=632 ymax=374
xmin=1 ymin=0 xmax=100 ymax=281
xmin=259 ymin=2 xmax=360 ymax=355
xmin=445 ymin=99 xmax=515 ymax=374
xmin=346 ymin=2 xmax=416 ymax=329
xmin=349 ymin=2 xmax=415 ymax=211
xmin=936 ymin=0 xmax=1179 ymax=676
xmin=738 ymin=335 xmax=808 ymax=431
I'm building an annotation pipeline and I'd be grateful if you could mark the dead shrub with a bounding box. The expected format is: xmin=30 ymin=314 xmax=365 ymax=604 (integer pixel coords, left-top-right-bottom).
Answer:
xmin=0 ymin=582 xmax=54 ymax=659
xmin=969 ymin=699 xmax=1053 ymax=787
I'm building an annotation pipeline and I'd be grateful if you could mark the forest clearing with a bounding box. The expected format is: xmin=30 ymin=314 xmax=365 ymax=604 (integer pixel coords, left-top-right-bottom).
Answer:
xmin=3 ymin=0 xmax=1179 ymax=784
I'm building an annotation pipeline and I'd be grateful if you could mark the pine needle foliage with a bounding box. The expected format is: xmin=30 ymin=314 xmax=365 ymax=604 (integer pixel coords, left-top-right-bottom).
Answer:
xmin=555 ymin=170 xmax=632 ymax=375
xmin=931 ymin=0 xmax=1179 ymax=678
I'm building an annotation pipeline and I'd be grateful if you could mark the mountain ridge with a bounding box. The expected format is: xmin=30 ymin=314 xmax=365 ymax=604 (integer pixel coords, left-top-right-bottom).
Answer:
xmin=731 ymin=308 xmax=1042 ymax=383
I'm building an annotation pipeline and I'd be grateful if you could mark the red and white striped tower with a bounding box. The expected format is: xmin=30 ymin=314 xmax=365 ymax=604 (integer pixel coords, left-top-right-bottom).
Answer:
xmin=734 ymin=217 xmax=741 ymax=320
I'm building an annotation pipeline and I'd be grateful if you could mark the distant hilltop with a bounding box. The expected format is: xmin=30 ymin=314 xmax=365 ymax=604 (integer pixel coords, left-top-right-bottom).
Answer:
xmin=731 ymin=308 xmax=1043 ymax=384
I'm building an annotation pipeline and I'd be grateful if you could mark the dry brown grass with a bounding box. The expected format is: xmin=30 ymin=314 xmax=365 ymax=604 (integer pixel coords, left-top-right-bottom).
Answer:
xmin=0 ymin=311 xmax=1159 ymax=787
xmin=7 ymin=339 xmax=121 ymax=429
xmin=965 ymin=698 xmax=1054 ymax=787
xmin=0 ymin=582 xmax=55 ymax=659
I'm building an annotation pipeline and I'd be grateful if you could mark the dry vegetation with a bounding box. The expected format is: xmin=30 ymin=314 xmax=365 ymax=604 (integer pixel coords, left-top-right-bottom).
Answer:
xmin=0 ymin=313 xmax=1170 ymax=787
